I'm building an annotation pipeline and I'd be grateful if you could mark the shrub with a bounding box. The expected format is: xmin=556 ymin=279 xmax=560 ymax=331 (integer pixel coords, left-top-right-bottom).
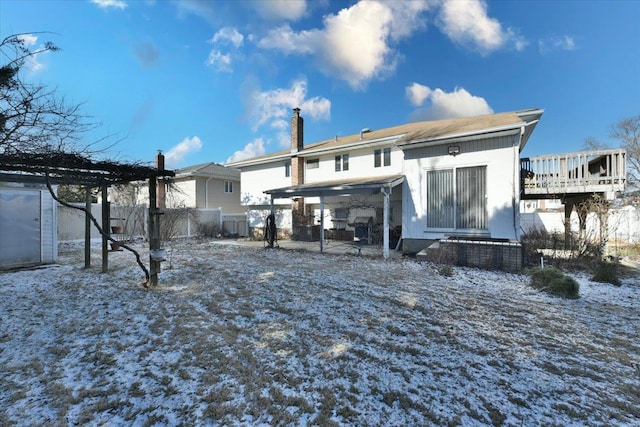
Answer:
xmin=527 ymin=267 xmax=580 ymax=299
xmin=591 ymin=261 xmax=621 ymax=286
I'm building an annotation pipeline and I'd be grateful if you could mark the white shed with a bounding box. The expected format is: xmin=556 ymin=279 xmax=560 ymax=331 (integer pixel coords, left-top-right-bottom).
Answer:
xmin=0 ymin=181 xmax=57 ymax=269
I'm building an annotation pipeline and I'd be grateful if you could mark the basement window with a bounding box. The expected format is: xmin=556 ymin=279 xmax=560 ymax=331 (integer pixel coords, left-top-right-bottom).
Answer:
xmin=307 ymin=158 xmax=319 ymax=169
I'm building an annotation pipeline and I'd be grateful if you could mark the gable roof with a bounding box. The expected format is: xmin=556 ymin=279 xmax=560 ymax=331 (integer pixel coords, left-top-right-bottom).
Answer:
xmin=175 ymin=162 xmax=240 ymax=180
xmin=228 ymin=109 xmax=543 ymax=168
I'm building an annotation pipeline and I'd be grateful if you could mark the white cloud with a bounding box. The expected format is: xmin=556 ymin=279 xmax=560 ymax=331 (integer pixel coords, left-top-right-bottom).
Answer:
xmin=16 ymin=34 xmax=38 ymax=47
xmin=206 ymin=27 xmax=244 ymax=72
xmin=248 ymin=78 xmax=330 ymax=132
xmin=407 ymin=85 xmax=493 ymax=121
xmin=211 ymin=27 xmax=244 ymax=48
xmin=16 ymin=34 xmax=47 ymax=73
xmin=539 ymin=35 xmax=576 ymax=54
xmin=226 ymin=138 xmax=266 ymax=164
xmin=406 ymin=82 xmax=431 ymax=107
xmin=90 ymin=0 xmax=128 ymax=10
xmin=206 ymin=50 xmax=232 ymax=72
xmin=437 ymin=0 xmax=524 ymax=55
xmin=173 ymin=0 xmax=217 ymax=25
xmin=258 ymin=1 xmax=432 ymax=90
xmin=164 ymin=136 xmax=203 ymax=168
xmin=252 ymin=0 xmax=307 ymax=21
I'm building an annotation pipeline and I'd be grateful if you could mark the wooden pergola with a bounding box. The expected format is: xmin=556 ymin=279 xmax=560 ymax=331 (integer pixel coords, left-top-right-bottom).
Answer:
xmin=0 ymin=151 xmax=175 ymax=286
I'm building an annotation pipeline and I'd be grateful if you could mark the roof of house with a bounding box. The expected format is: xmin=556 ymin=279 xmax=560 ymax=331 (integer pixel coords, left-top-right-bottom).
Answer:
xmin=265 ymin=174 xmax=405 ymax=198
xmin=228 ymin=109 xmax=543 ymax=168
xmin=175 ymin=162 xmax=240 ymax=180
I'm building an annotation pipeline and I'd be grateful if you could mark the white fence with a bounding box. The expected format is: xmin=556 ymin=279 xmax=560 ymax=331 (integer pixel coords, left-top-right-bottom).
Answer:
xmin=521 ymin=205 xmax=640 ymax=245
xmin=57 ymin=204 xmax=248 ymax=242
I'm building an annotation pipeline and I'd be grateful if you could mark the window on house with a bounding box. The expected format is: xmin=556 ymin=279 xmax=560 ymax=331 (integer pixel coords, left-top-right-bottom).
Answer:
xmin=383 ymin=147 xmax=391 ymax=166
xmin=285 ymin=161 xmax=291 ymax=177
xmin=374 ymin=148 xmax=391 ymax=167
xmin=307 ymin=158 xmax=319 ymax=169
xmin=224 ymin=180 xmax=233 ymax=193
xmin=426 ymin=166 xmax=487 ymax=230
xmin=336 ymin=154 xmax=350 ymax=172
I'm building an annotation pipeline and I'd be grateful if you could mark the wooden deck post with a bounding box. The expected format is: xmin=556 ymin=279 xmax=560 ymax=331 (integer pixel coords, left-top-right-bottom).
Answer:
xmin=84 ymin=186 xmax=92 ymax=269
xmin=148 ymin=177 xmax=160 ymax=287
xmin=101 ymin=185 xmax=109 ymax=273
xmin=564 ymin=202 xmax=573 ymax=250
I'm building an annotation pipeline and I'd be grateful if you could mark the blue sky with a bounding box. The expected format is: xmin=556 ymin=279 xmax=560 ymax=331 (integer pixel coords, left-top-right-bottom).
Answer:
xmin=2 ymin=0 xmax=639 ymax=169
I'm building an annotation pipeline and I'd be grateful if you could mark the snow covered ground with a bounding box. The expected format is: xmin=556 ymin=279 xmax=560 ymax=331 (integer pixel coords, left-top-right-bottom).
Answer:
xmin=1 ymin=239 xmax=639 ymax=426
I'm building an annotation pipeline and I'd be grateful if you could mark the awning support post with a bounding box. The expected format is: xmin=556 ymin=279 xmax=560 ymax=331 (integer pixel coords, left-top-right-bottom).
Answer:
xmin=382 ymin=187 xmax=390 ymax=259
xmin=320 ymin=195 xmax=325 ymax=254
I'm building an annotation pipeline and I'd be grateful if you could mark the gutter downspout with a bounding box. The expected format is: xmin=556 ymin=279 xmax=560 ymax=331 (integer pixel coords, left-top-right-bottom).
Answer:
xmin=514 ymin=126 xmax=525 ymax=239
xmin=205 ymin=176 xmax=214 ymax=209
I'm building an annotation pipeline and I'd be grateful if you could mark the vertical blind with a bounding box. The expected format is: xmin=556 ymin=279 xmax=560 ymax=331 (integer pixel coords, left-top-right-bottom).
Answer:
xmin=426 ymin=169 xmax=454 ymax=228
xmin=426 ymin=166 xmax=487 ymax=230
xmin=456 ymin=166 xmax=487 ymax=229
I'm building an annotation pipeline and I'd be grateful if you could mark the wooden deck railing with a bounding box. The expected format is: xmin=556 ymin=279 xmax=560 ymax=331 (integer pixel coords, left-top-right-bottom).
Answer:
xmin=521 ymin=148 xmax=626 ymax=197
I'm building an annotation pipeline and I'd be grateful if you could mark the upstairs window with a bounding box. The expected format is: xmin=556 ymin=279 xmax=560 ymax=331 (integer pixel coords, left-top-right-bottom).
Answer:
xmin=383 ymin=147 xmax=391 ymax=166
xmin=374 ymin=148 xmax=391 ymax=167
xmin=335 ymin=154 xmax=349 ymax=172
xmin=224 ymin=180 xmax=233 ymax=193
xmin=306 ymin=158 xmax=319 ymax=169
xmin=285 ymin=161 xmax=291 ymax=177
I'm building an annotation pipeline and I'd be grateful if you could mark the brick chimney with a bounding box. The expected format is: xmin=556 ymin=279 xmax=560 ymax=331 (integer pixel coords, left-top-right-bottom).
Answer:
xmin=290 ymin=108 xmax=304 ymax=187
xmin=290 ymin=108 xmax=306 ymax=237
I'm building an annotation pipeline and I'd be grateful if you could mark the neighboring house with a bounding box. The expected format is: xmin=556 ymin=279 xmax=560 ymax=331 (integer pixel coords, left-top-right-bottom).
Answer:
xmin=0 ymin=180 xmax=57 ymax=269
xmin=166 ymin=162 xmax=245 ymax=214
xmin=228 ymin=108 xmax=545 ymax=266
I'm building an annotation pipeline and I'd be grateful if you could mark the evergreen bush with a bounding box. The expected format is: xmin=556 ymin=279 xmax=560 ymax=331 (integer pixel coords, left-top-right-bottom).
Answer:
xmin=527 ymin=267 xmax=580 ymax=299
xmin=591 ymin=262 xmax=621 ymax=286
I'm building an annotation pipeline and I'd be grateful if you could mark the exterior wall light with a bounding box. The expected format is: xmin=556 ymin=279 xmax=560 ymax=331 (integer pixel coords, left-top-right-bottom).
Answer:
xmin=448 ymin=146 xmax=460 ymax=156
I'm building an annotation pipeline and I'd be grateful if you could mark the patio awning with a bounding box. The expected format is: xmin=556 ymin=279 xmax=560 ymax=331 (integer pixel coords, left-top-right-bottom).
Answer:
xmin=264 ymin=174 xmax=405 ymax=199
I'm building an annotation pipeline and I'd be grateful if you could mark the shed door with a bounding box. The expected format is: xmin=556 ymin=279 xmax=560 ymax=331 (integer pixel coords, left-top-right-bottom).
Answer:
xmin=0 ymin=190 xmax=41 ymax=267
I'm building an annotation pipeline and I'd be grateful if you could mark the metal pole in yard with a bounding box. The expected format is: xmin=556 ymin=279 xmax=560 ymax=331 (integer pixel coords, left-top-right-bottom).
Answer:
xmin=383 ymin=187 xmax=390 ymax=259
xmin=320 ymin=195 xmax=324 ymax=254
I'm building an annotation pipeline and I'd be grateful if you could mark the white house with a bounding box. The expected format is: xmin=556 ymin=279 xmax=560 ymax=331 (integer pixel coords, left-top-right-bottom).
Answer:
xmin=229 ymin=108 xmax=544 ymax=265
xmin=167 ymin=162 xmax=245 ymax=213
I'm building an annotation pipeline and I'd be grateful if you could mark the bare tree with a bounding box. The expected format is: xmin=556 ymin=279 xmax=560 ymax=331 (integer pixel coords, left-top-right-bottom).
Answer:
xmin=0 ymin=32 xmax=102 ymax=156
xmin=611 ymin=113 xmax=640 ymax=192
